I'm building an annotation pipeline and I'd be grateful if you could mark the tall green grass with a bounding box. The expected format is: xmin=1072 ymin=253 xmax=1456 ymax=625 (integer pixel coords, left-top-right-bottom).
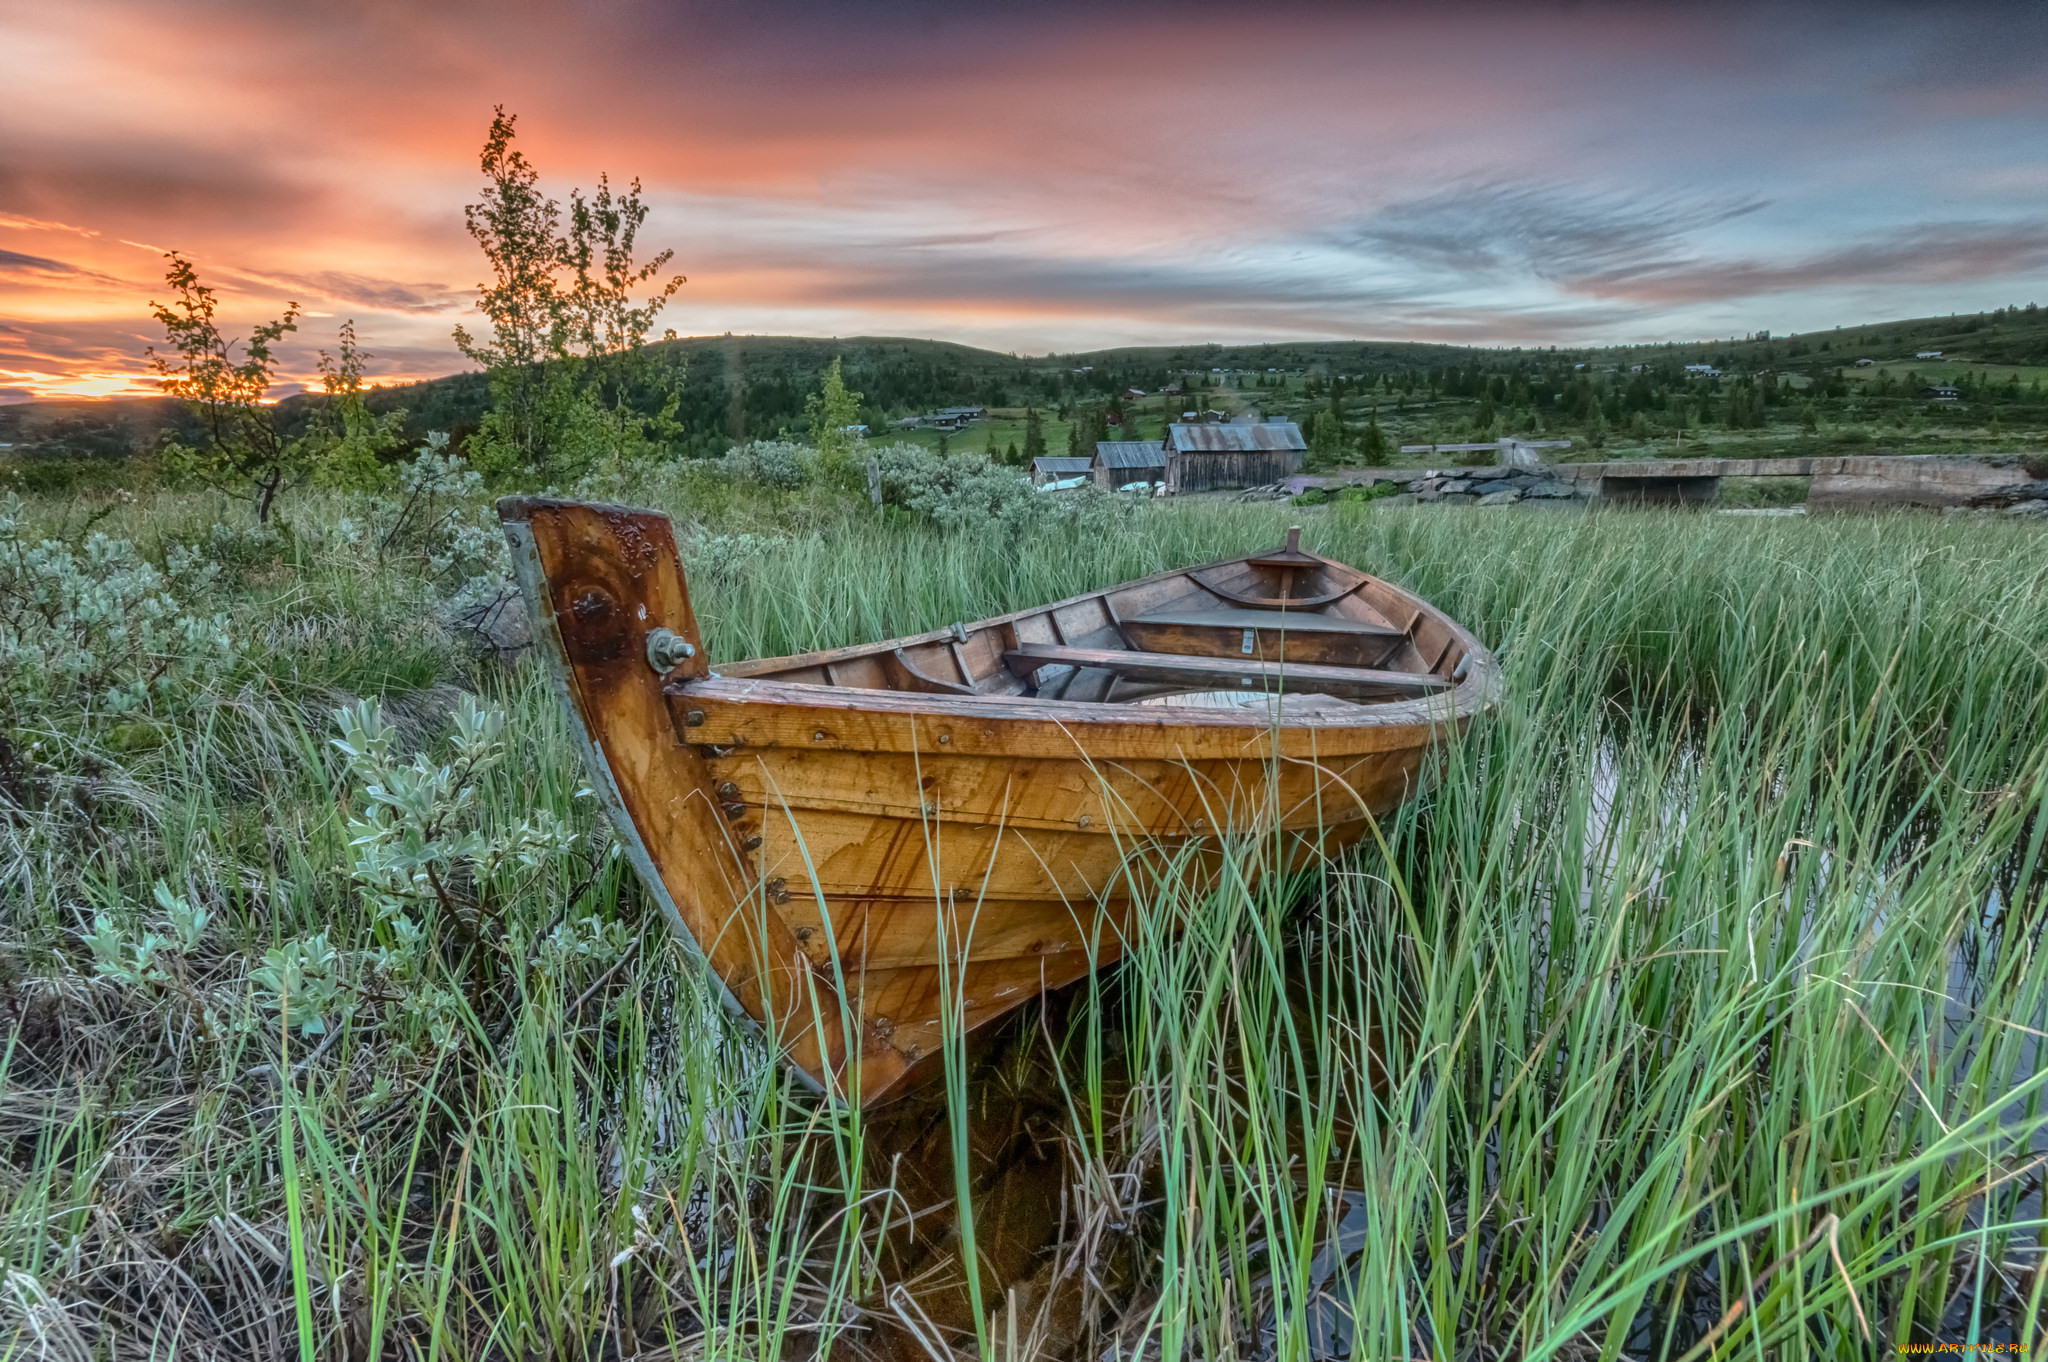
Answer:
xmin=2 ymin=484 xmax=2045 ymax=1357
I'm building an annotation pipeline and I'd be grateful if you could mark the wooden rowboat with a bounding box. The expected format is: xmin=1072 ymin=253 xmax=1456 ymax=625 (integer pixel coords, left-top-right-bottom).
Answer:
xmin=500 ymin=498 xmax=1497 ymax=1106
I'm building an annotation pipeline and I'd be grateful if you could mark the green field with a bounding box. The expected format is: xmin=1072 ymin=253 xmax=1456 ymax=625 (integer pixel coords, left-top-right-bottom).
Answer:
xmin=5 ymin=457 xmax=2046 ymax=1355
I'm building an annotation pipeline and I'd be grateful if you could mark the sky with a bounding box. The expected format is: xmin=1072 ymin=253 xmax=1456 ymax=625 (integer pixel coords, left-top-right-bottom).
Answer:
xmin=1 ymin=0 xmax=2045 ymax=401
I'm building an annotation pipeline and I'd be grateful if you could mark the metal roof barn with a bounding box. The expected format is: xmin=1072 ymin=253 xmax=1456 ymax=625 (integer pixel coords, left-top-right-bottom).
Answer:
xmin=1031 ymin=455 xmax=1096 ymax=485
xmin=1094 ymin=441 xmax=1167 ymax=469
xmin=1093 ymin=440 xmax=1168 ymax=488
xmin=1164 ymin=423 xmax=1306 ymax=493
xmin=1167 ymin=422 xmax=1306 ymax=453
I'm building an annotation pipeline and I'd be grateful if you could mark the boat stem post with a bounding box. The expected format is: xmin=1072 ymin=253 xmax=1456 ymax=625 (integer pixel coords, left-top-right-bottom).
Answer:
xmin=496 ymin=496 xmax=841 ymax=1094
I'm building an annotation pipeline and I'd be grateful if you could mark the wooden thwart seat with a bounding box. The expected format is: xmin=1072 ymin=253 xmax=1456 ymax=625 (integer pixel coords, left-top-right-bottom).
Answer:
xmin=1004 ymin=643 xmax=1449 ymax=697
xmin=1130 ymin=606 xmax=1403 ymax=638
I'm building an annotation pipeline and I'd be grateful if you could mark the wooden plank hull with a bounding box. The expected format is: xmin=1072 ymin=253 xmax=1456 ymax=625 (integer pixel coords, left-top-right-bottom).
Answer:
xmin=502 ymin=499 xmax=1496 ymax=1107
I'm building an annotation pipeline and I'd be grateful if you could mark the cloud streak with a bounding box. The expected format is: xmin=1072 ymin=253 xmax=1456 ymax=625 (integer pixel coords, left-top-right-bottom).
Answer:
xmin=0 ymin=0 xmax=2045 ymax=398
xmin=1573 ymin=222 xmax=2048 ymax=305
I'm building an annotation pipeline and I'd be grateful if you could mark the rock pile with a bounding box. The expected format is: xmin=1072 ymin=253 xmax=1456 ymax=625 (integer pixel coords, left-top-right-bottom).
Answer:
xmin=1401 ymin=466 xmax=1583 ymax=506
xmin=1238 ymin=465 xmax=1587 ymax=506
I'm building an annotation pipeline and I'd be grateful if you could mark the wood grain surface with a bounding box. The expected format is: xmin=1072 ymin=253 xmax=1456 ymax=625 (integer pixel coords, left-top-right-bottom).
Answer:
xmin=502 ymin=497 xmax=1496 ymax=1107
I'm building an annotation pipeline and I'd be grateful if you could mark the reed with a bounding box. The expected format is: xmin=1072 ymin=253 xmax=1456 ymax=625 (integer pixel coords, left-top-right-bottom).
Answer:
xmin=2 ymin=481 xmax=2045 ymax=1358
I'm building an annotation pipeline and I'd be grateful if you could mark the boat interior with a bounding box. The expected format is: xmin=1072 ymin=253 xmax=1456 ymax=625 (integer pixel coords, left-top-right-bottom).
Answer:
xmin=718 ymin=530 xmax=1469 ymax=708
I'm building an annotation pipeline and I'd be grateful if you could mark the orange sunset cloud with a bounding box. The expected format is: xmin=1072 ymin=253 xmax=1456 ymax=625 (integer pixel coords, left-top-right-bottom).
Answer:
xmin=2 ymin=0 xmax=2045 ymax=401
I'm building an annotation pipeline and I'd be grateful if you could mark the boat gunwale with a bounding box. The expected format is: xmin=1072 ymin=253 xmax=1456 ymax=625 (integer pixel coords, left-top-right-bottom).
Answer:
xmin=672 ymin=667 xmax=1495 ymax=738
xmin=706 ymin=542 xmax=1499 ymax=730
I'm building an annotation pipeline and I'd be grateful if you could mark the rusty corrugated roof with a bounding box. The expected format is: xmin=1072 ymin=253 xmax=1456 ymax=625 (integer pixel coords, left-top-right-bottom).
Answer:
xmin=1167 ymin=422 xmax=1306 ymax=453
xmin=1095 ymin=441 xmax=1167 ymax=469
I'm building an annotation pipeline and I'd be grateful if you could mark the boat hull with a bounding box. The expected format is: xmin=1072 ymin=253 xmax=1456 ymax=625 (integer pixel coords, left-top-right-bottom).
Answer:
xmin=503 ymin=498 xmax=1493 ymax=1106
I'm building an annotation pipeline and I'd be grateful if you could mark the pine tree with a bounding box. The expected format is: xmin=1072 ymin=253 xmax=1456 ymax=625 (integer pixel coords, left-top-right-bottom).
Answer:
xmin=1022 ymin=408 xmax=1046 ymax=464
xmin=1359 ymin=408 xmax=1390 ymax=466
xmin=1306 ymin=410 xmax=1346 ymax=472
xmin=1068 ymin=405 xmax=1108 ymax=457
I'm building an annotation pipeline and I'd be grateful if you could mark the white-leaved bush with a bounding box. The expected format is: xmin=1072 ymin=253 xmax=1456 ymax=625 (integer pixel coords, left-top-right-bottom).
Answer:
xmin=83 ymin=880 xmax=211 ymax=989
xmin=683 ymin=531 xmax=783 ymax=588
xmin=719 ymin=439 xmax=810 ymax=490
xmin=336 ymin=433 xmax=516 ymax=648
xmin=325 ymin=694 xmax=600 ymax=1049
xmin=870 ymin=444 xmax=1138 ymax=535
xmin=82 ymin=694 xmax=616 ymax=1050
xmin=0 ymin=492 xmax=236 ymax=791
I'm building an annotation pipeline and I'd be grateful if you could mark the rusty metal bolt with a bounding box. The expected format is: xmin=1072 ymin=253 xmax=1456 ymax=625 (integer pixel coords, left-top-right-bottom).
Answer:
xmin=646 ymin=627 xmax=696 ymax=673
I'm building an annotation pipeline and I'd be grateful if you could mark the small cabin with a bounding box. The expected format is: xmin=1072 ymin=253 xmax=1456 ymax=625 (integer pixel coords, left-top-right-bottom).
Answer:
xmin=1920 ymin=385 xmax=1961 ymax=401
xmin=1094 ymin=440 xmax=1167 ymax=489
xmin=1032 ymin=455 xmax=1096 ymax=486
xmin=1164 ymin=422 xmax=1306 ymax=494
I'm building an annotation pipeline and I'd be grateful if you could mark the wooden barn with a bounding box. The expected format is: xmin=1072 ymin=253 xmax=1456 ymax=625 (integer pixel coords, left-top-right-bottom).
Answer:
xmin=1031 ymin=455 xmax=1095 ymax=486
xmin=1093 ymin=440 xmax=1168 ymax=488
xmin=1164 ymin=422 xmax=1306 ymax=494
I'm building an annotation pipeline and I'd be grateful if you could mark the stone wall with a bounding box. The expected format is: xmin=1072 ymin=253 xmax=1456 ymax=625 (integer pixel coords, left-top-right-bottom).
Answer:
xmin=1238 ymin=454 xmax=2047 ymax=514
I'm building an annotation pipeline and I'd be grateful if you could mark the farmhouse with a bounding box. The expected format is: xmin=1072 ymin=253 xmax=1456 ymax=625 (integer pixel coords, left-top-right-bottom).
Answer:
xmin=1920 ymin=384 xmax=1961 ymax=401
xmin=1032 ymin=455 xmax=1095 ymax=486
xmin=1917 ymin=350 xmax=1944 ymax=359
xmin=1164 ymin=421 xmax=1305 ymax=494
xmin=1093 ymin=440 xmax=1167 ymax=489
xmin=900 ymin=405 xmax=989 ymax=431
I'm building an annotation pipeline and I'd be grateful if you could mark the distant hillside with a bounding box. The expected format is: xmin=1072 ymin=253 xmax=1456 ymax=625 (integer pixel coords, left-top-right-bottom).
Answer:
xmin=0 ymin=397 xmax=199 ymax=461
xmin=5 ymin=306 xmax=2044 ymax=476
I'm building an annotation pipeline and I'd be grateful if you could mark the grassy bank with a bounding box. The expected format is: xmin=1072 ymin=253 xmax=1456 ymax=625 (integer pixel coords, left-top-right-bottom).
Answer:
xmin=3 ymin=479 xmax=2047 ymax=1358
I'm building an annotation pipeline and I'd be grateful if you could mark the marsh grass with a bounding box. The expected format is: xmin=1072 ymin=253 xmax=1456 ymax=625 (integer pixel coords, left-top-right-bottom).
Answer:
xmin=2 ymin=481 xmax=2046 ymax=1359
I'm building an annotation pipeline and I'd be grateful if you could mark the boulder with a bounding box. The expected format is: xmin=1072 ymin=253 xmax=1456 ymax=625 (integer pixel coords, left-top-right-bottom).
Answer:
xmin=453 ymin=588 xmax=531 ymax=658
xmin=1521 ymin=481 xmax=1579 ymax=499
xmin=1477 ymin=489 xmax=1522 ymax=507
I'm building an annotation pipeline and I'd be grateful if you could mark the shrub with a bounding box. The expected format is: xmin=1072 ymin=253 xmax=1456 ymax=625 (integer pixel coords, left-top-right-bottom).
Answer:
xmin=872 ymin=444 xmax=1134 ymax=535
xmin=1291 ymin=488 xmax=1331 ymax=506
xmin=721 ymin=440 xmax=812 ymax=491
xmin=322 ymin=695 xmax=601 ymax=1049
xmin=335 ymin=435 xmax=513 ymax=640
xmin=0 ymin=492 xmax=235 ymax=744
